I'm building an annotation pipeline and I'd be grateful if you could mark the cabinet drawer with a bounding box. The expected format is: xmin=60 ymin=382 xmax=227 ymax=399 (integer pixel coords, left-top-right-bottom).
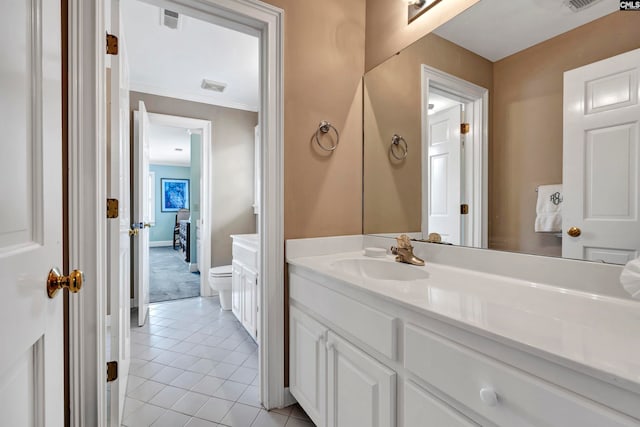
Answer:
xmin=290 ymin=272 xmax=398 ymax=360
xmin=232 ymin=241 xmax=258 ymax=271
xmin=404 ymin=380 xmax=478 ymax=427
xmin=405 ymin=324 xmax=637 ymax=427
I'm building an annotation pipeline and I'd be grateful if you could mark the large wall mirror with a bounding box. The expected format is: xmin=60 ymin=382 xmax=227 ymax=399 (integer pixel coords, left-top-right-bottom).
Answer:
xmin=363 ymin=0 xmax=640 ymax=263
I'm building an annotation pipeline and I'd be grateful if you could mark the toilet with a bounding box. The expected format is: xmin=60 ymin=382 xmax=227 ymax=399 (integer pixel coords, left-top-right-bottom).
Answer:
xmin=208 ymin=265 xmax=232 ymax=310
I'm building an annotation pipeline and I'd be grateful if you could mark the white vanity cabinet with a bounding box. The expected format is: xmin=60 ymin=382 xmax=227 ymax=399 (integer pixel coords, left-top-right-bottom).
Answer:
xmin=231 ymin=234 xmax=259 ymax=343
xmin=288 ymin=264 xmax=640 ymax=427
xmin=289 ymin=306 xmax=396 ymax=427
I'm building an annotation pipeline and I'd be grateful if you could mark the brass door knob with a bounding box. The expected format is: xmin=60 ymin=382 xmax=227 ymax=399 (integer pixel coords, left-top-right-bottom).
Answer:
xmin=567 ymin=226 xmax=581 ymax=237
xmin=47 ymin=268 xmax=84 ymax=298
xmin=129 ymin=228 xmax=139 ymax=237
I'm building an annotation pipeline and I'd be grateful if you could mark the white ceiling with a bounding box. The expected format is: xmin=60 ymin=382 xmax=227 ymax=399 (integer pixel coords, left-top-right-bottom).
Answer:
xmin=428 ymin=92 xmax=462 ymax=115
xmin=149 ymin=123 xmax=192 ymax=166
xmin=122 ymin=0 xmax=259 ymax=111
xmin=433 ymin=0 xmax=619 ymax=62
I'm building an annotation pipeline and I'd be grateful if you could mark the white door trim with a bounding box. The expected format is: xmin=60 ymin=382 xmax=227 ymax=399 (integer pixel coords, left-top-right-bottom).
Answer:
xmin=143 ymin=112 xmax=213 ymax=298
xmin=68 ymin=0 xmax=107 ymax=425
xmin=421 ymin=65 xmax=489 ymax=248
xmin=68 ymin=0 xmax=285 ymax=424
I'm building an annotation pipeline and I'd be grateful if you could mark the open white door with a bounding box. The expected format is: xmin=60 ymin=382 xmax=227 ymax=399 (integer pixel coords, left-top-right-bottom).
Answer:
xmin=133 ymin=101 xmax=151 ymax=326
xmin=107 ymin=0 xmax=131 ymax=423
xmin=0 ymin=0 xmax=65 ymax=424
xmin=563 ymin=48 xmax=640 ymax=264
xmin=427 ymin=105 xmax=462 ymax=245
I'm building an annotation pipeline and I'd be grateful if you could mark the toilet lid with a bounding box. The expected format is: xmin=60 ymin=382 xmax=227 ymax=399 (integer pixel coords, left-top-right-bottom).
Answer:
xmin=209 ymin=265 xmax=232 ymax=277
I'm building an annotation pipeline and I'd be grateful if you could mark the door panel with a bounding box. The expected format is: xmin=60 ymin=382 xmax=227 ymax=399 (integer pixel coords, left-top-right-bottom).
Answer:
xmin=0 ymin=0 xmax=63 ymax=424
xmin=242 ymin=268 xmax=257 ymax=340
xmin=133 ymin=101 xmax=151 ymax=326
xmin=326 ymin=332 xmax=396 ymax=427
xmin=289 ymin=306 xmax=327 ymax=427
xmin=563 ymin=48 xmax=640 ymax=263
xmin=427 ymin=105 xmax=462 ymax=245
xmin=108 ymin=0 xmax=131 ymax=423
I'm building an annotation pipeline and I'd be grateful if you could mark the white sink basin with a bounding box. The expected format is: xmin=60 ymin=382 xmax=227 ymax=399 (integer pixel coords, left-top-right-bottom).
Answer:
xmin=330 ymin=258 xmax=430 ymax=281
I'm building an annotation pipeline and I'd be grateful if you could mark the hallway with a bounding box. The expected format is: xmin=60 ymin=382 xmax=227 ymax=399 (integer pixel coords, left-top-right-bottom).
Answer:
xmin=123 ymin=297 xmax=313 ymax=426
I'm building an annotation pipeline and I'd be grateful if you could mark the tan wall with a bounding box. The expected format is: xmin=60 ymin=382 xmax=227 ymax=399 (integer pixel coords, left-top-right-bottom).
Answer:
xmin=265 ymin=0 xmax=366 ymax=240
xmin=364 ymin=33 xmax=492 ymax=234
xmin=490 ymin=12 xmax=640 ymax=256
xmin=365 ymin=0 xmax=480 ymax=71
xmin=129 ymin=91 xmax=258 ymax=268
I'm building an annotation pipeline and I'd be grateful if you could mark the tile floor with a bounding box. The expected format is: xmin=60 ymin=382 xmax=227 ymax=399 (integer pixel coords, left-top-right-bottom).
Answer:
xmin=123 ymin=297 xmax=315 ymax=427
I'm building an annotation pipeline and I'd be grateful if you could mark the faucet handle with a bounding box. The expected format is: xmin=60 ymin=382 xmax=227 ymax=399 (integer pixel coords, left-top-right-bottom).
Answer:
xmin=395 ymin=234 xmax=413 ymax=249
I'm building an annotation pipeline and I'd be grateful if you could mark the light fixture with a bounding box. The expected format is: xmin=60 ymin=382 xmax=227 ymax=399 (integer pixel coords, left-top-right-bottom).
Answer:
xmin=201 ymin=79 xmax=227 ymax=93
xmin=408 ymin=0 xmax=442 ymax=23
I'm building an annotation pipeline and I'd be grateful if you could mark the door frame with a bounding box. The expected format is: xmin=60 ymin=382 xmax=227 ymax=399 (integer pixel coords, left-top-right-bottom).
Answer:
xmin=132 ymin=111 xmax=213 ymax=303
xmin=421 ymin=64 xmax=489 ymax=248
xmin=68 ymin=0 xmax=285 ymax=424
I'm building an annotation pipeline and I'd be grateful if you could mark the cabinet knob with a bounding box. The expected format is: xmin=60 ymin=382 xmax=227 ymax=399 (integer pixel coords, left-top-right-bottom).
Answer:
xmin=479 ymin=387 xmax=498 ymax=407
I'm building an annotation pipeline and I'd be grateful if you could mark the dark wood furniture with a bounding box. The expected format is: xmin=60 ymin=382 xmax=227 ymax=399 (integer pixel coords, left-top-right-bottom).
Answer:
xmin=179 ymin=220 xmax=190 ymax=262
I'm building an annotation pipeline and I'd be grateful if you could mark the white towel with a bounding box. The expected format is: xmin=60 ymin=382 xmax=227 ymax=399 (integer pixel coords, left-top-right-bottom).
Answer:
xmin=534 ymin=184 xmax=563 ymax=233
xmin=620 ymin=257 xmax=640 ymax=299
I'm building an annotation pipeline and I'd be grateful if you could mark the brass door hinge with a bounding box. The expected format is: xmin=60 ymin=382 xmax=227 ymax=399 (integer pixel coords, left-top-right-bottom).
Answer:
xmin=460 ymin=123 xmax=470 ymax=134
xmin=107 ymin=199 xmax=119 ymax=218
xmin=107 ymin=361 xmax=118 ymax=382
xmin=461 ymin=204 xmax=469 ymax=215
xmin=106 ymin=33 xmax=118 ymax=55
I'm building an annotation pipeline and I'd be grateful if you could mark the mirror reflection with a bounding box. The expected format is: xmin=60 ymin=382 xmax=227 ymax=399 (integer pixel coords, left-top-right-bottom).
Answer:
xmin=363 ymin=0 xmax=640 ymax=263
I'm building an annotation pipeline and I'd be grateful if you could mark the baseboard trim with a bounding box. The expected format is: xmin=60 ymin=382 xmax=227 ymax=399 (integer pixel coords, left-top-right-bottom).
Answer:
xmin=189 ymin=263 xmax=199 ymax=273
xmin=150 ymin=240 xmax=172 ymax=247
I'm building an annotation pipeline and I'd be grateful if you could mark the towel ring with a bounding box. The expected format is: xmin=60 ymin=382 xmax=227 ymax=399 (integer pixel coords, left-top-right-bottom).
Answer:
xmin=315 ymin=121 xmax=340 ymax=152
xmin=390 ymin=134 xmax=408 ymax=160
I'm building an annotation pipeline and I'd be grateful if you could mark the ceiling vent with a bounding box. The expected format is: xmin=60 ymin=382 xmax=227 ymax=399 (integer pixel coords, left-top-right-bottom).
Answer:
xmin=201 ymin=79 xmax=227 ymax=93
xmin=564 ymin=0 xmax=603 ymax=12
xmin=161 ymin=9 xmax=180 ymax=29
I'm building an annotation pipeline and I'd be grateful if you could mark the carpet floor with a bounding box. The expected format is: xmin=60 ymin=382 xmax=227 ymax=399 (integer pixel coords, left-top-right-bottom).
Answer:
xmin=150 ymin=247 xmax=200 ymax=303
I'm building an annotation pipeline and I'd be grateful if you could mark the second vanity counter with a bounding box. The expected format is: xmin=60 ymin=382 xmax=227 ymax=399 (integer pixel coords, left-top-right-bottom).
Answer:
xmin=287 ymin=242 xmax=640 ymax=426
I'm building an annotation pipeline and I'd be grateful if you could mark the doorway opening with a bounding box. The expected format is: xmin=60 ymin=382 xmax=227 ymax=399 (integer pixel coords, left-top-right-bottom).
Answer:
xmin=102 ymin=0 xmax=287 ymax=423
xmin=125 ymin=0 xmax=262 ymax=405
xmin=144 ymin=115 xmax=210 ymax=304
xmin=421 ymin=65 xmax=489 ymax=248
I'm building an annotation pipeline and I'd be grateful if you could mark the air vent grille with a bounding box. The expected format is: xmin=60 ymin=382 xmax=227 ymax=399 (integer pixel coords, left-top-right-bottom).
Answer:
xmin=201 ymin=79 xmax=227 ymax=93
xmin=565 ymin=0 xmax=602 ymax=12
xmin=162 ymin=9 xmax=180 ymax=29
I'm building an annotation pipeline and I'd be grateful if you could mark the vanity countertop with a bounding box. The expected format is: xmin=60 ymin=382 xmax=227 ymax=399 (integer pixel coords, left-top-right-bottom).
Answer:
xmin=287 ymin=251 xmax=640 ymax=392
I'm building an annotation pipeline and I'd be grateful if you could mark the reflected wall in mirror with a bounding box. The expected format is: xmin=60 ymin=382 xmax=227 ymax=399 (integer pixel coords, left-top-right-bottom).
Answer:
xmin=363 ymin=0 xmax=640 ymax=263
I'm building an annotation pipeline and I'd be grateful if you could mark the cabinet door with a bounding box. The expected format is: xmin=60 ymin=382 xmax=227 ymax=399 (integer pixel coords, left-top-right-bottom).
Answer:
xmin=242 ymin=268 xmax=258 ymax=341
xmin=290 ymin=306 xmax=327 ymax=427
xmin=327 ymin=332 xmax=396 ymax=427
xmin=231 ymin=261 xmax=243 ymax=319
xmin=404 ymin=380 xmax=478 ymax=427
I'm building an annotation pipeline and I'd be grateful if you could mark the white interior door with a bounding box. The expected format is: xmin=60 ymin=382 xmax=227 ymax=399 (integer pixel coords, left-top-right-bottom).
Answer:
xmin=0 ymin=0 xmax=64 ymax=424
xmin=107 ymin=0 xmax=131 ymax=423
xmin=563 ymin=48 xmax=640 ymax=264
xmin=427 ymin=105 xmax=462 ymax=244
xmin=134 ymin=101 xmax=151 ymax=326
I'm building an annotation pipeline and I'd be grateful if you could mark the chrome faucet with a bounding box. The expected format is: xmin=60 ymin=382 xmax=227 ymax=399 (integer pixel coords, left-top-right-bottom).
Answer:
xmin=390 ymin=234 xmax=425 ymax=266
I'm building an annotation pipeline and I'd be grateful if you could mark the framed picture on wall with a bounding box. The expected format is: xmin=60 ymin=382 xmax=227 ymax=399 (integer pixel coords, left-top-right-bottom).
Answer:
xmin=161 ymin=178 xmax=190 ymax=212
